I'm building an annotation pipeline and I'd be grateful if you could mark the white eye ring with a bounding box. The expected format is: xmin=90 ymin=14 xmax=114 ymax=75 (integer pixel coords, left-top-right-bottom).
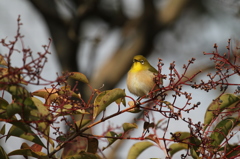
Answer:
xmin=140 ymin=60 xmax=144 ymax=64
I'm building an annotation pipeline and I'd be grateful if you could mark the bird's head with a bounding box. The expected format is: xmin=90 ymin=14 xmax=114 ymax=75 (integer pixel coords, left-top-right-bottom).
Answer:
xmin=130 ymin=55 xmax=151 ymax=72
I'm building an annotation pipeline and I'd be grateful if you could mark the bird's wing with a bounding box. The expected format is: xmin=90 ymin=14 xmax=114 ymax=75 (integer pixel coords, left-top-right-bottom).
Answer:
xmin=148 ymin=66 xmax=158 ymax=74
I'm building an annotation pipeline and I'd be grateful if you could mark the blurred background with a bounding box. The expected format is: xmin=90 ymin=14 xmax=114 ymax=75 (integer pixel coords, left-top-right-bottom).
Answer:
xmin=0 ymin=0 xmax=240 ymax=158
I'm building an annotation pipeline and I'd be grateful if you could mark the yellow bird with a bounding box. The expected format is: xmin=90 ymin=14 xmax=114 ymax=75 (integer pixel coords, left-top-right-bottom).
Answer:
xmin=127 ymin=55 xmax=160 ymax=98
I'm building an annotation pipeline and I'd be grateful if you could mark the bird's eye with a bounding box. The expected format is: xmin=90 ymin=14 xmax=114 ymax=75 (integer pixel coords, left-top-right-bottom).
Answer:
xmin=140 ymin=60 xmax=144 ymax=64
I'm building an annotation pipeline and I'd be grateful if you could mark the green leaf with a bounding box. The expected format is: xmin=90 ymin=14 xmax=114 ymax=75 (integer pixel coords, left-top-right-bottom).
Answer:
xmin=224 ymin=144 xmax=240 ymax=158
xmin=204 ymin=94 xmax=240 ymax=130
xmin=6 ymin=85 xmax=30 ymax=98
xmin=22 ymin=97 xmax=38 ymax=120
xmin=56 ymin=135 xmax=67 ymax=143
xmin=127 ymin=141 xmax=154 ymax=159
xmin=127 ymin=107 xmax=141 ymax=113
xmin=75 ymin=119 xmax=92 ymax=129
xmin=169 ymin=132 xmax=190 ymax=157
xmin=0 ymin=146 xmax=9 ymax=159
xmin=69 ymin=72 xmax=89 ymax=84
xmin=56 ymin=104 xmax=90 ymax=116
xmin=93 ymin=91 xmax=109 ymax=118
xmin=31 ymin=97 xmax=54 ymax=147
xmin=115 ymin=93 xmax=126 ymax=107
xmin=15 ymin=143 xmax=48 ymax=159
xmin=31 ymin=97 xmax=49 ymax=117
xmin=65 ymin=151 xmax=101 ymax=159
xmin=210 ymin=117 xmax=239 ymax=147
xmin=189 ymin=135 xmax=201 ymax=158
xmin=169 ymin=143 xmax=188 ymax=157
xmin=59 ymin=85 xmax=81 ymax=99
xmin=190 ymin=147 xmax=200 ymax=159
xmin=122 ymin=123 xmax=138 ymax=133
xmin=31 ymin=97 xmax=52 ymax=121
xmin=0 ymin=97 xmax=8 ymax=109
xmin=7 ymin=97 xmax=38 ymax=120
xmin=169 ymin=132 xmax=201 ymax=158
xmin=102 ymin=131 xmax=121 ymax=151
xmin=8 ymin=148 xmax=48 ymax=159
xmin=93 ymin=88 xmax=126 ymax=119
xmin=8 ymin=121 xmax=31 ymax=132
xmin=0 ymin=55 xmax=7 ymax=66
xmin=32 ymin=88 xmax=58 ymax=103
xmin=0 ymin=67 xmax=28 ymax=86
xmin=87 ymin=138 xmax=98 ymax=154
xmin=7 ymin=125 xmax=46 ymax=148
xmin=0 ymin=109 xmax=7 ymax=119
xmin=0 ymin=125 xmax=5 ymax=135
xmin=6 ymin=103 xmax=22 ymax=118
xmin=171 ymin=132 xmax=191 ymax=141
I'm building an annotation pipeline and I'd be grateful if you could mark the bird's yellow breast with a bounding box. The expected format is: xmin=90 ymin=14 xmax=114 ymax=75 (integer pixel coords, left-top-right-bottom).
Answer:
xmin=127 ymin=69 xmax=156 ymax=97
xmin=129 ymin=62 xmax=149 ymax=73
